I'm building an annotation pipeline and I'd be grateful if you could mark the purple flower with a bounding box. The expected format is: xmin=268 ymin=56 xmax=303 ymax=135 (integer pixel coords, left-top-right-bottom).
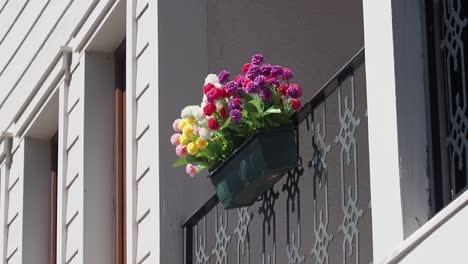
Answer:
xmin=254 ymin=75 xmax=266 ymax=87
xmin=287 ymin=84 xmax=302 ymax=98
xmin=218 ymin=70 xmax=230 ymax=84
xmin=266 ymin=76 xmax=279 ymax=87
xmin=251 ymin=54 xmax=264 ymax=65
xmin=230 ymin=109 xmax=243 ymax=122
xmin=245 ymin=82 xmax=260 ymax=94
xmin=281 ymin=67 xmax=293 ymax=81
xmin=260 ymin=87 xmax=273 ymax=102
xmin=271 ymin=65 xmax=283 ymax=77
xmin=228 ymin=98 xmax=242 ymax=110
xmin=226 ymin=81 xmax=239 ymax=93
xmin=245 ymin=65 xmax=261 ymax=79
xmin=260 ymin=63 xmax=272 ymax=76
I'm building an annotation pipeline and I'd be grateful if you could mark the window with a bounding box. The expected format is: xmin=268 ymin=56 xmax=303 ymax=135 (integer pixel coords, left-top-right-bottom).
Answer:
xmin=425 ymin=0 xmax=468 ymax=213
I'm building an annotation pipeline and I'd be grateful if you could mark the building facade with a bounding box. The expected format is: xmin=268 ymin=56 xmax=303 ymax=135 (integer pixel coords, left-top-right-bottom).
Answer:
xmin=0 ymin=0 xmax=466 ymax=263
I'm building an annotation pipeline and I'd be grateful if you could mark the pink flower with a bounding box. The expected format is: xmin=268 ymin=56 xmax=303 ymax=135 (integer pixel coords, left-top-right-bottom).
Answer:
xmin=173 ymin=119 xmax=181 ymax=132
xmin=193 ymin=125 xmax=200 ymax=135
xmin=170 ymin=134 xmax=180 ymax=146
xmin=186 ymin=163 xmax=198 ymax=177
xmin=175 ymin=145 xmax=188 ymax=157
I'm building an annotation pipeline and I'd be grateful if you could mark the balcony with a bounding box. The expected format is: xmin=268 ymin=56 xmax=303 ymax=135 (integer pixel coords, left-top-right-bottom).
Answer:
xmin=182 ymin=48 xmax=373 ymax=264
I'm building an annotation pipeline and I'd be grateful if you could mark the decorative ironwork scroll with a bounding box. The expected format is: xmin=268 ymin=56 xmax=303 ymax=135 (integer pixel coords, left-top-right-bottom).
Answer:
xmin=336 ymin=77 xmax=363 ymax=264
xmin=310 ymin=107 xmax=333 ymax=264
xmin=442 ymin=0 xmax=468 ymax=194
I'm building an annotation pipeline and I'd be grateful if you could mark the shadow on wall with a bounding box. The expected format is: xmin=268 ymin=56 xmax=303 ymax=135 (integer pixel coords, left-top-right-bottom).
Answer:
xmin=158 ymin=0 xmax=364 ymax=262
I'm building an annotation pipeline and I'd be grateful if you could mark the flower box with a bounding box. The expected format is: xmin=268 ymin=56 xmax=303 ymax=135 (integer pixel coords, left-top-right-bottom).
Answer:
xmin=171 ymin=53 xmax=304 ymax=209
xmin=209 ymin=126 xmax=298 ymax=209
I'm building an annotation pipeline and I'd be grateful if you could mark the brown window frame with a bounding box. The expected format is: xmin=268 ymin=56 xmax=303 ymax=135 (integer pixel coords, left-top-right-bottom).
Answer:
xmin=114 ymin=40 xmax=126 ymax=264
xmin=50 ymin=133 xmax=58 ymax=264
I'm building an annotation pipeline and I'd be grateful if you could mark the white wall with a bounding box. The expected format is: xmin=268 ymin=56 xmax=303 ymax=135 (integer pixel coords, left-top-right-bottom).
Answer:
xmin=363 ymin=0 xmax=432 ymax=260
xmin=82 ymin=51 xmax=115 ymax=264
xmin=400 ymin=205 xmax=468 ymax=263
xmin=57 ymin=51 xmax=115 ymax=263
xmin=0 ymin=0 xmax=117 ymax=134
xmin=126 ymin=0 xmax=160 ymax=263
xmin=0 ymin=141 xmax=25 ymax=264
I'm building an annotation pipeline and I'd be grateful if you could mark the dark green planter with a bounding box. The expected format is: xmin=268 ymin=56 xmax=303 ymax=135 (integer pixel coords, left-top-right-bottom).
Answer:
xmin=209 ymin=126 xmax=298 ymax=209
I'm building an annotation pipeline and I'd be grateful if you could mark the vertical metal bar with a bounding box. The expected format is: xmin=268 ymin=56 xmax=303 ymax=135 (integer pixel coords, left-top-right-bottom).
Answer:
xmin=184 ymin=226 xmax=193 ymax=264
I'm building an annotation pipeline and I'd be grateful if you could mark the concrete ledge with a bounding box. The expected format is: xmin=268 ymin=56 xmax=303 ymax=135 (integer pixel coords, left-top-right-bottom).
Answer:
xmin=379 ymin=189 xmax=468 ymax=264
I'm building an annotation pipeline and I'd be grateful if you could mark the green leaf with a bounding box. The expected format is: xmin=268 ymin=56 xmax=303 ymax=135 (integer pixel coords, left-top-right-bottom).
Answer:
xmin=221 ymin=118 xmax=231 ymax=129
xmin=265 ymin=107 xmax=281 ymax=114
xmin=197 ymin=163 xmax=209 ymax=172
xmin=243 ymin=102 xmax=258 ymax=115
xmin=185 ymin=155 xmax=205 ymax=164
xmin=172 ymin=157 xmax=188 ymax=167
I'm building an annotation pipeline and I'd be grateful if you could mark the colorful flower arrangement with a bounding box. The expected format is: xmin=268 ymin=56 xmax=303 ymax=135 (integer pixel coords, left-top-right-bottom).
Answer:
xmin=171 ymin=54 xmax=303 ymax=177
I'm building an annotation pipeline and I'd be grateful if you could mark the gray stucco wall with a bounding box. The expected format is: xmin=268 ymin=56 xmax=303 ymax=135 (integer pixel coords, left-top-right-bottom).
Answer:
xmin=159 ymin=0 xmax=364 ymax=262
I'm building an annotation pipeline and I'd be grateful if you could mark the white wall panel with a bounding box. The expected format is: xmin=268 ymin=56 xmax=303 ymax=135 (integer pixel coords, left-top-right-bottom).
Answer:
xmin=67 ymin=63 xmax=83 ymax=113
xmin=136 ymin=87 xmax=150 ymax=139
xmin=136 ymin=7 xmax=150 ymax=55
xmin=136 ymin=47 xmax=151 ymax=98
xmin=0 ymin=0 xmax=71 ymax=97
xmin=65 ymin=176 xmax=80 ymax=226
xmin=58 ymin=59 xmax=84 ymax=264
xmin=65 ymin=105 xmax=81 ymax=151
xmin=0 ymin=0 xmax=29 ymax=43
xmin=6 ymin=219 xmax=20 ymax=261
xmin=136 ymin=169 xmax=151 ymax=223
xmin=136 ymin=214 xmax=152 ymax=263
xmin=65 ymin=215 xmax=81 ymax=264
xmin=0 ymin=0 xmax=110 ymax=134
xmin=65 ymin=143 xmax=80 ymax=188
xmin=0 ymin=143 xmax=24 ymax=264
xmin=0 ymin=0 xmax=49 ymax=70
xmin=127 ymin=0 xmax=159 ymax=263
xmin=136 ymin=0 xmax=148 ymax=19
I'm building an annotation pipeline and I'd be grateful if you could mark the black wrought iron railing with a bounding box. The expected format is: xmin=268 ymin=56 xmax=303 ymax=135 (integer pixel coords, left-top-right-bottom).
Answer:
xmin=183 ymin=47 xmax=372 ymax=264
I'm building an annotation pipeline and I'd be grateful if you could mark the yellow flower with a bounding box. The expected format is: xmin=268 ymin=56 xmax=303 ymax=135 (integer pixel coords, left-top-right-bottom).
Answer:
xmin=196 ymin=138 xmax=208 ymax=149
xmin=187 ymin=142 xmax=198 ymax=155
xmin=179 ymin=134 xmax=189 ymax=145
xmin=182 ymin=124 xmax=194 ymax=137
xmin=186 ymin=117 xmax=195 ymax=125
xmin=177 ymin=119 xmax=188 ymax=130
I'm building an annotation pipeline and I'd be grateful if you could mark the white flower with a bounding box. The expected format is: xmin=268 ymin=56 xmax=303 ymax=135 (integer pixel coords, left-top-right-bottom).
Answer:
xmin=215 ymin=100 xmax=224 ymax=110
xmin=198 ymin=119 xmax=208 ymax=128
xmin=201 ymin=95 xmax=208 ymax=108
xmin=181 ymin=106 xmax=194 ymax=118
xmin=199 ymin=127 xmax=212 ymax=140
xmin=192 ymin=106 xmax=205 ymax=121
xmin=181 ymin=105 xmax=201 ymax=119
xmin=214 ymin=83 xmax=222 ymax=88
xmin=204 ymin=73 xmax=220 ymax=85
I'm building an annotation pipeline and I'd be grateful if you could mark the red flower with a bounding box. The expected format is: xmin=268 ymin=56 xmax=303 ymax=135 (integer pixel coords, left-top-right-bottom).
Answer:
xmin=221 ymin=87 xmax=229 ymax=98
xmin=207 ymin=88 xmax=222 ymax=101
xmin=234 ymin=75 xmax=245 ymax=83
xmin=242 ymin=63 xmax=251 ymax=73
xmin=242 ymin=78 xmax=252 ymax=88
xmin=278 ymin=84 xmax=288 ymax=96
xmin=203 ymin=103 xmax=216 ymax=116
xmin=291 ymin=99 xmax=302 ymax=111
xmin=219 ymin=107 xmax=227 ymax=119
xmin=208 ymin=118 xmax=220 ymax=130
xmin=203 ymin=83 xmax=215 ymax=94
